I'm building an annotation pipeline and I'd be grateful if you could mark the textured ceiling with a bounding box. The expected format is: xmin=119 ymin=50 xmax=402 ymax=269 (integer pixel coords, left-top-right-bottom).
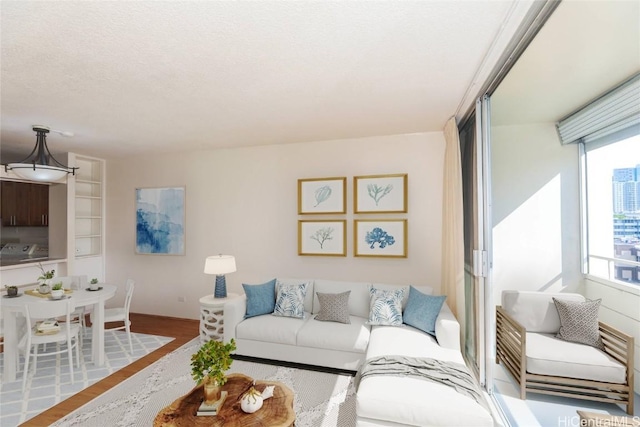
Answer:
xmin=1 ymin=1 xmax=515 ymax=161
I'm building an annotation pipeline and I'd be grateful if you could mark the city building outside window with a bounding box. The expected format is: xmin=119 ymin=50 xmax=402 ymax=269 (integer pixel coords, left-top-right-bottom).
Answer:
xmin=585 ymin=135 xmax=640 ymax=285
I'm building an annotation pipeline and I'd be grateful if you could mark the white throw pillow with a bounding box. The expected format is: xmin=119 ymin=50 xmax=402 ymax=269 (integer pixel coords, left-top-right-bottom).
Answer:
xmin=273 ymin=281 xmax=308 ymax=319
xmin=367 ymin=286 xmax=405 ymax=326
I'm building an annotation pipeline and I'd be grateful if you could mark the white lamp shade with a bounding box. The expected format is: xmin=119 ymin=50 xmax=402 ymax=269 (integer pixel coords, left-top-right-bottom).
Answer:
xmin=204 ymin=255 xmax=236 ymax=275
xmin=7 ymin=163 xmax=69 ymax=182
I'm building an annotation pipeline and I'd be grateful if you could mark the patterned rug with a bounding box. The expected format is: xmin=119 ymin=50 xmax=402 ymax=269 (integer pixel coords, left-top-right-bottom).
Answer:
xmin=51 ymin=338 xmax=357 ymax=426
xmin=0 ymin=328 xmax=173 ymax=426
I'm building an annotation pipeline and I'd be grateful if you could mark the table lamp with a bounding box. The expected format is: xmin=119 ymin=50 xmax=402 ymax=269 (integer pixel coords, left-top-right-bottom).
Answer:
xmin=204 ymin=255 xmax=236 ymax=298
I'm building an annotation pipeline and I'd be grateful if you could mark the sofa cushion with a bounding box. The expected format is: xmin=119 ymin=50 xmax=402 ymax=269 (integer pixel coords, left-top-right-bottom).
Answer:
xmin=402 ymin=286 xmax=446 ymax=337
xmin=276 ymin=278 xmax=314 ymax=313
xmin=367 ymin=324 xmax=464 ymax=363
xmin=553 ymin=297 xmax=605 ymax=350
xmin=314 ymin=291 xmax=351 ymax=324
xmin=273 ymin=281 xmax=308 ymax=319
xmin=525 ymin=332 xmax=626 ymax=383
xmin=242 ymin=279 xmax=277 ymax=318
xmin=297 ymin=315 xmax=370 ymax=353
xmin=367 ymin=286 xmax=405 ymax=326
xmin=360 ymin=325 xmax=493 ymax=426
xmin=313 ymin=280 xmax=370 ymax=318
xmin=501 ymin=290 xmax=585 ymax=333
xmin=236 ymin=313 xmax=309 ymax=346
xmin=357 ymin=375 xmax=493 ymax=427
xmin=372 ymin=283 xmax=433 ymax=309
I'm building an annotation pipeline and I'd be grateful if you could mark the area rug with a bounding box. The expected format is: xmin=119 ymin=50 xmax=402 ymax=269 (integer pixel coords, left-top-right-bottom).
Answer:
xmin=0 ymin=328 xmax=174 ymax=426
xmin=51 ymin=338 xmax=357 ymax=427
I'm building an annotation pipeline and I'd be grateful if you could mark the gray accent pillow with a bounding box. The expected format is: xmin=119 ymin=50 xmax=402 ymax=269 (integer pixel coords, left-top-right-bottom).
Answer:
xmin=314 ymin=291 xmax=351 ymax=324
xmin=552 ymin=297 xmax=605 ymax=350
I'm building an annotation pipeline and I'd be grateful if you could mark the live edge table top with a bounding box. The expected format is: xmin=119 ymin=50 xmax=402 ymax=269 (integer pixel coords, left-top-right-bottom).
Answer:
xmin=154 ymin=373 xmax=295 ymax=427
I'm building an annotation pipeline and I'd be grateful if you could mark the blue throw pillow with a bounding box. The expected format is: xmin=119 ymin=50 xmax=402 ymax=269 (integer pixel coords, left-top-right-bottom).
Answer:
xmin=403 ymin=286 xmax=446 ymax=336
xmin=242 ymin=279 xmax=277 ymax=318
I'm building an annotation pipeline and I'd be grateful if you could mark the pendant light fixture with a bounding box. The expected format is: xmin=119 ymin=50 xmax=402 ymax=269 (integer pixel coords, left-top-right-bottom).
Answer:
xmin=4 ymin=125 xmax=78 ymax=182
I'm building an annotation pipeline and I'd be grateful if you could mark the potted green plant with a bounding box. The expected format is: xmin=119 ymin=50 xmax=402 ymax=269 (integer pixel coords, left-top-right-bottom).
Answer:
xmin=37 ymin=263 xmax=55 ymax=294
xmin=5 ymin=285 xmax=18 ymax=297
xmin=89 ymin=278 xmax=99 ymax=290
xmin=51 ymin=282 xmax=64 ymax=299
xmin=191 ymin=339 xmax=236 ymax=403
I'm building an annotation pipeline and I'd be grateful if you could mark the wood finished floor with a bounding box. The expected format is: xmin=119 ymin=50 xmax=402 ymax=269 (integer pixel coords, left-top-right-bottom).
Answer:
xmin=20 ymin=313 xmax=199 ymax=427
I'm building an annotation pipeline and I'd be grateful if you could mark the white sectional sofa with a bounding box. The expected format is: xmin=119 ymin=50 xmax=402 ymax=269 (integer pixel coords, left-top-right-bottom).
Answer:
xmin=224 ymin=278 xmax=494 ymax=427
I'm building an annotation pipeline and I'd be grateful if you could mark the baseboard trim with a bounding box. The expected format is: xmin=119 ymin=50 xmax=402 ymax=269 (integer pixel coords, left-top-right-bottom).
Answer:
xmin=231 ymin=354 xmax=357 ymax=377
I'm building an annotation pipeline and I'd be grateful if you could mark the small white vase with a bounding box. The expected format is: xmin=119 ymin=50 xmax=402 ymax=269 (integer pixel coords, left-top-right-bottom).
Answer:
xmin=39 ymin=281 xmax=51 ymax=294
xmin=51 ymin=289 xmax=64 ymax=299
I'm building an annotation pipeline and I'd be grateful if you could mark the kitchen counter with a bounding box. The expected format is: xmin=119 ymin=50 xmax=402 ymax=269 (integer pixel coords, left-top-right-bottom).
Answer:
xmin=0 ymin=257 xmax=65 ymax=270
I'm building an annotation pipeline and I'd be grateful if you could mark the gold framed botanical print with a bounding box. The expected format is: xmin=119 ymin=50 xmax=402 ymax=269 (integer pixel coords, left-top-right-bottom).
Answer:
xmin=354 ymin=219 xmax=407 ymax=258
xmin=298 ymin=177 xmax=347 ymax=215
xmin=298 ymin=220 xmax=347 ymax=256
xmin=354 ymin=174 xmax=407 ymax=214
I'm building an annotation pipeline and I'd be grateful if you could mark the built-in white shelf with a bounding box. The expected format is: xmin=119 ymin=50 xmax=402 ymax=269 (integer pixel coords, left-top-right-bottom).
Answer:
xmin=69 ymin=155 xmax=105 ymax=269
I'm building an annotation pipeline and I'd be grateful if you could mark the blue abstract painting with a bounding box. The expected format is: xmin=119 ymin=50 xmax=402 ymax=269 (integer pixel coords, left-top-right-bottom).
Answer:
xmin=136 ymin=187 xmax=185 ymax=255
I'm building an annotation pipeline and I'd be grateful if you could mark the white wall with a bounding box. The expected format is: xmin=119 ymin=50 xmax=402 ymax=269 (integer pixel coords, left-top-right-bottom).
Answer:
xmin=491 ymin=123 xmax=582 ymax=304
xmin=105 ymin=132 xmax=445 ymax=319
xmin=584 ymin=276 xmax=640 ymax=392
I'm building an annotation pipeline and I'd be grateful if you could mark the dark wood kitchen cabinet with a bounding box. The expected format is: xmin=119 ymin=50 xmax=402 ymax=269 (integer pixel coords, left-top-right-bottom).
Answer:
xmin=29 ymin=183 xmax=49 ymax=225
xmin=1 ymin=181 xmax=49 ymax=226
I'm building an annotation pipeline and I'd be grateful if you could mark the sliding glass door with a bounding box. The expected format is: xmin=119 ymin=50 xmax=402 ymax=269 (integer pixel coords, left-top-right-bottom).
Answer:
xmin=460 ymin=97 xmax=492 ymax=390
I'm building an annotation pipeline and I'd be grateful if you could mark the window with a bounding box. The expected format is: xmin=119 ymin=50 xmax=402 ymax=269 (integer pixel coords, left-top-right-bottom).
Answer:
xmin=584 ymin=135 xmax=640 ymax=284
xmin=555 ymin=72 xmax=639 ymax=286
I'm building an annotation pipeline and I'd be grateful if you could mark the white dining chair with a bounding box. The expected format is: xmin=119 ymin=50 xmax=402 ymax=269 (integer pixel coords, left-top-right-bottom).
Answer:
xmin=55 ymin=276 xmax=88 ymax=342
xmin=19 ymin=298 xmax=81 ymax=392
xmin=92 ymin=279 xmax=135 ymax=353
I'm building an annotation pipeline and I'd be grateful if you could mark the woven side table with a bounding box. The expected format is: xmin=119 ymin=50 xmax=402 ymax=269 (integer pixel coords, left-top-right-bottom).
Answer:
xmin=198 ymin=293 xmax=240 ymax=343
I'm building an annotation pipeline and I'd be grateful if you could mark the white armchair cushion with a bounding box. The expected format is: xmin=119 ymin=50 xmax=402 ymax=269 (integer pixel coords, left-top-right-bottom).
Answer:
xmin=501 ymin=291 xmax=585 ymax=333
xmin=526 ymin=332 xmax=626 ymax=383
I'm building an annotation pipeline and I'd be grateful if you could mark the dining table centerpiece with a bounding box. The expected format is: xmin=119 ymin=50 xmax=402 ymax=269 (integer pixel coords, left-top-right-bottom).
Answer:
xmin=50 ymin=282 xmax=64 ymax=299
xmin=37 ymin=263 xmax=55 ymax=294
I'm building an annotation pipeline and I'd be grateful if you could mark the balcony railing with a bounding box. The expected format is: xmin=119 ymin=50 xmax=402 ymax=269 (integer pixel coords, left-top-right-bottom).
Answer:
xmin=589 ymin=254 xmax=640 ymax=284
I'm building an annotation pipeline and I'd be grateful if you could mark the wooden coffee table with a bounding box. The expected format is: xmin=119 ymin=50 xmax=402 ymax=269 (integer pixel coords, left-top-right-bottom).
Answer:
xmin=154 ymin=373 xmax=295 ymax=427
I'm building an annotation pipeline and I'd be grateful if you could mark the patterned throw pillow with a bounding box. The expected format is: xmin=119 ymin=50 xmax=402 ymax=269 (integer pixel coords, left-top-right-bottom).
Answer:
xmin=314 ymin=291 xmax=351 ymax=324
xmin=242 ymin=279 xmax=277 ymax=319
xmin=367 ymin=286 xmax=405 ymax=326
xmin=273 ymin=281 xmax=308 ymax=319
xmin=552 ymin=297 xmax=605 ymax=350
xmin=403 ymin=286 xmax=446 ymax=337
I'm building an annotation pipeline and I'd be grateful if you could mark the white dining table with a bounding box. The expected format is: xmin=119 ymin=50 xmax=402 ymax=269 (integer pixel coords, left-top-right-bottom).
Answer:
xmin=1 ymin=283 xmax=117 ymax=382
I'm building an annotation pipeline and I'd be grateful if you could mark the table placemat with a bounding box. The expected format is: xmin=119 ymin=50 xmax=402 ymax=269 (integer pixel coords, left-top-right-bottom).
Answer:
xmin=24 ymin=289 xmax=73 ymax=299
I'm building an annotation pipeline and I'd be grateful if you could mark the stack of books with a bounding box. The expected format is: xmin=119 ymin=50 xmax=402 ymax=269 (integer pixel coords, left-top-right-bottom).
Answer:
xmin=35 ymin=319 xmax=60 ymax=335
xmin=197 ymin=391 xmax=228 ymax=416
